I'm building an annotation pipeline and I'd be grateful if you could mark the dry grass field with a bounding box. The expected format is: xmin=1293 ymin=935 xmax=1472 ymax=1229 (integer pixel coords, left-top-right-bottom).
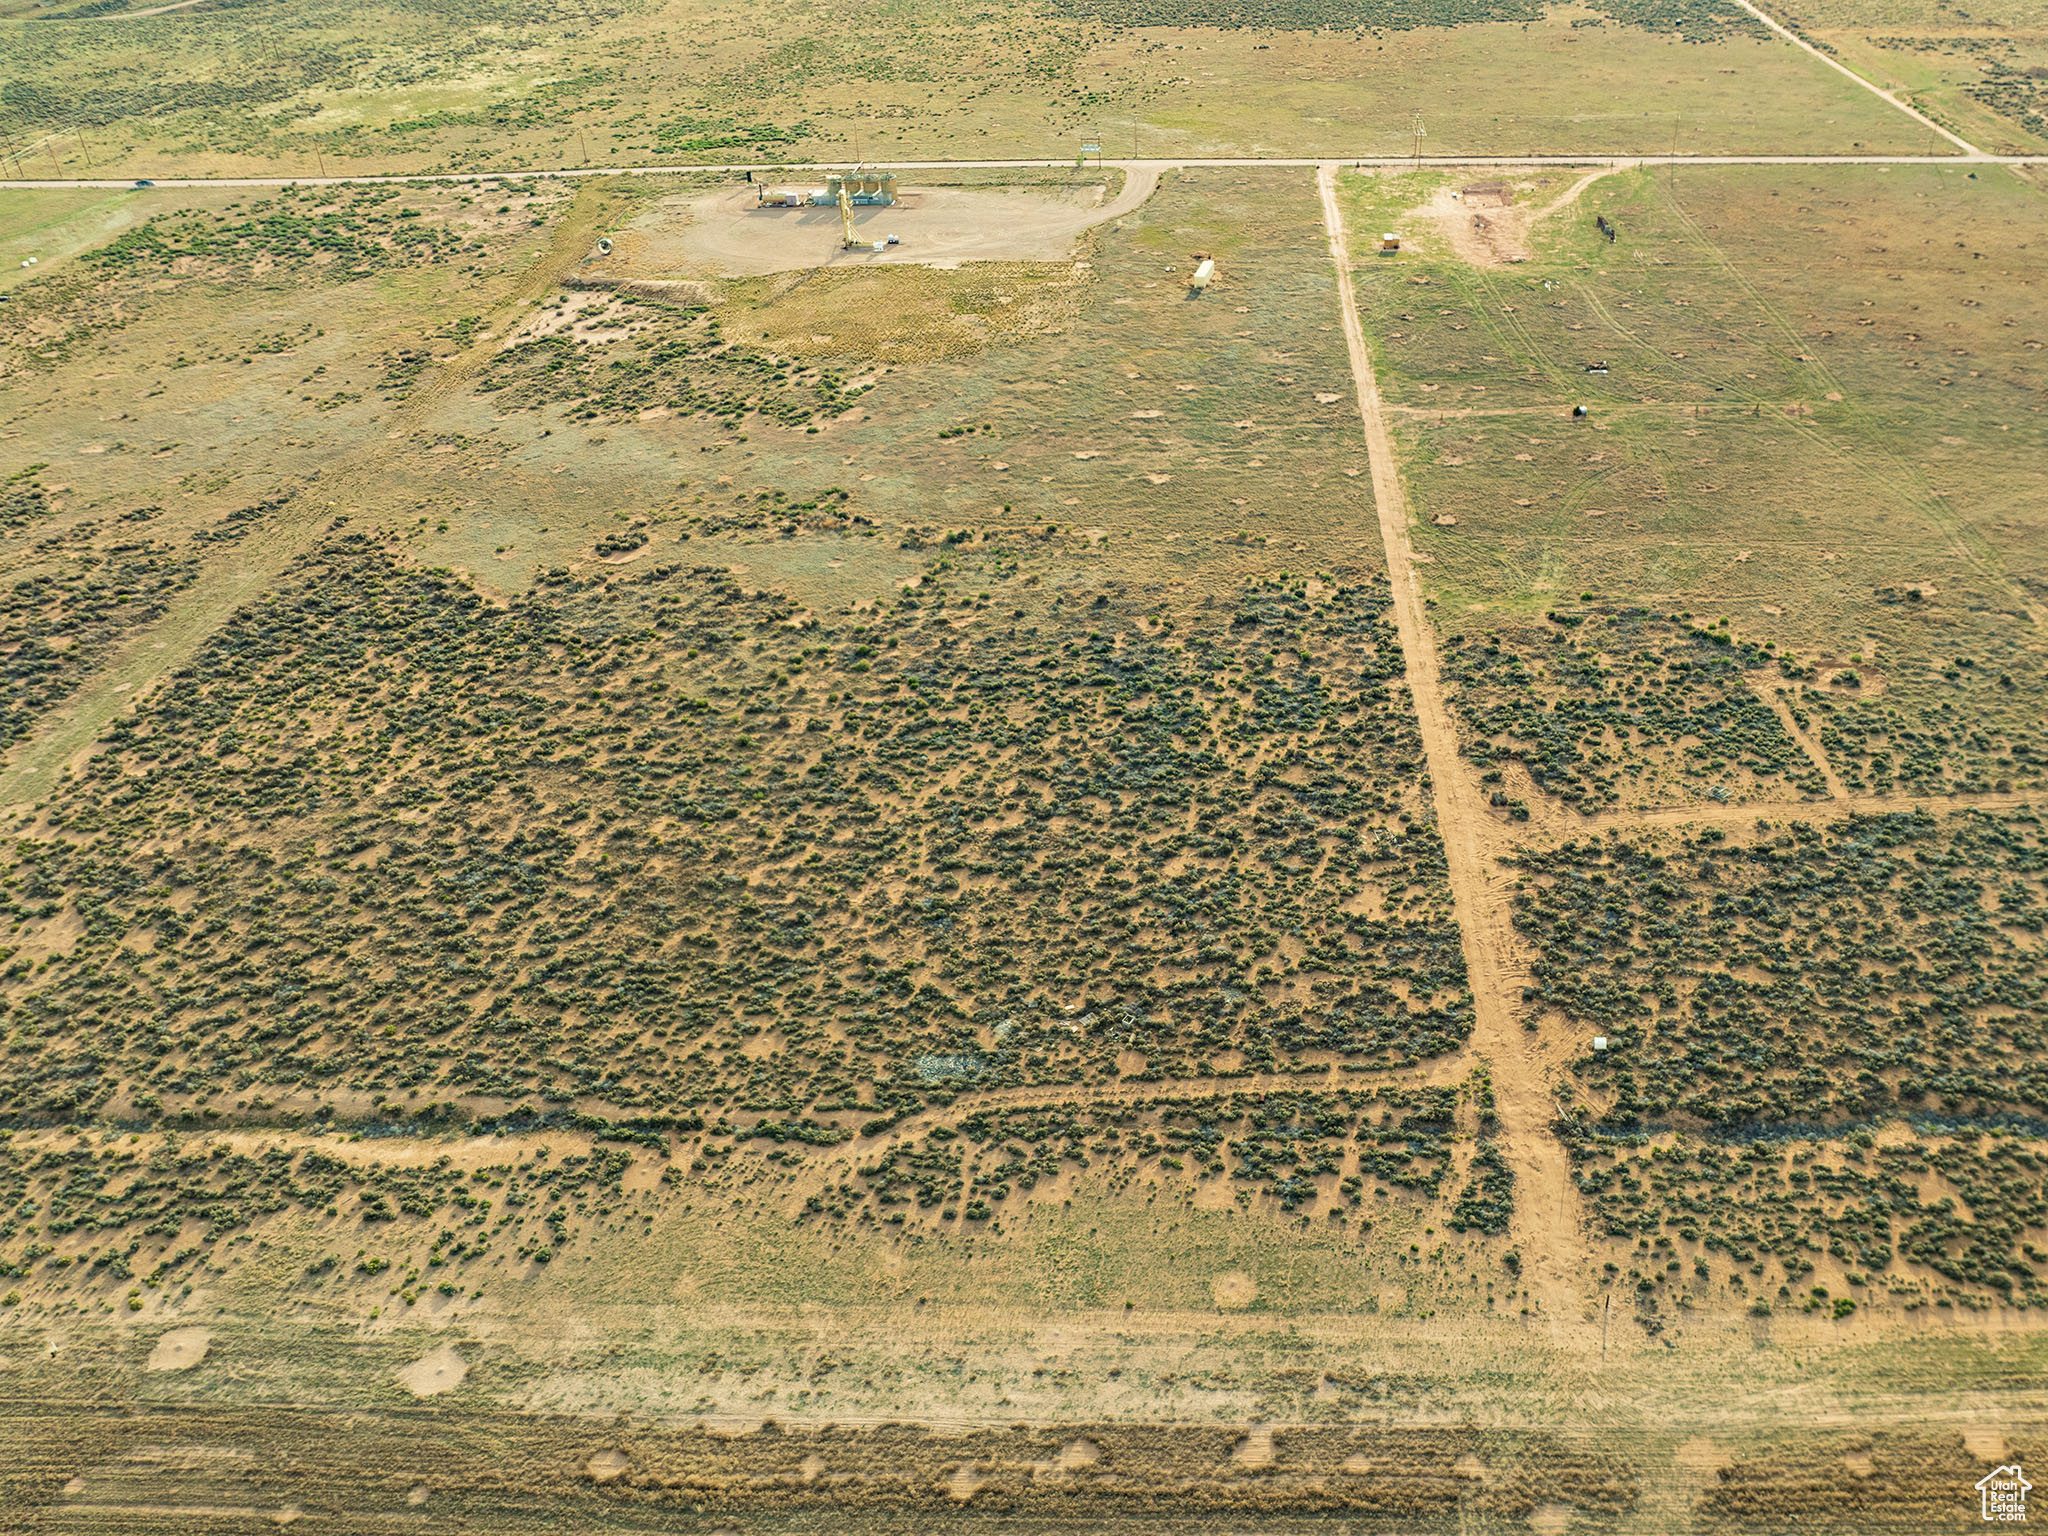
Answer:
xmin=1773 ymin=0 xmax=2048 ymax=152
xmin=0 ymin=2 xmax=2045 ymax=1519
xmin=1349 ymin=162 xmax=2048 ymax=811
xmin=0 ymin=0 xmax=1932 ymax=177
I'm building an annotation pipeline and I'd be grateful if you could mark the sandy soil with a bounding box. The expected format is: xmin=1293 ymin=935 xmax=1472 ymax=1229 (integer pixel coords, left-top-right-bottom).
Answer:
xmin=144 ymin=1328 xmax=210 ymax=1372
xmin=655 ymin=174 xmax=1161 ymax=277
xmin=1415 ymin=166 xmax=1625 ymax=267
xmin=1211 ymin=1272 xmax=1258 ymax=1309
xmin=395 ymin=1343 xmax=468 ymax=1398
xmin=1419 ymin=182 xmax=1537 ymax=266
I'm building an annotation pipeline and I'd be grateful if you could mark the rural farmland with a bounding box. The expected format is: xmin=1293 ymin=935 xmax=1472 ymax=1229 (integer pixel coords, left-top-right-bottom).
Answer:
xmin=0 ymin=0 xmax=2044 ymax=1528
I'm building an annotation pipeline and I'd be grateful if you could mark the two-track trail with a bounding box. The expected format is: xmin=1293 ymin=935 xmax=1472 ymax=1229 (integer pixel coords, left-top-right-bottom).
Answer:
xmin=1315 ymin=166 xmax=1580 ymax=1317
xmin=1582 ymin=786 xmax=2041 ymax=834
xmin=802 ymin=1057 xmax=1475 ymax=1171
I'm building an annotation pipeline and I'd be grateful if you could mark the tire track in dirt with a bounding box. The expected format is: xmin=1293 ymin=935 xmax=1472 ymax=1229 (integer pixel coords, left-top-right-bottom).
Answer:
xmin=1654 ymin=181 xmax=2041 ymax=626
xmin=1748 ymin=677 xmax=1850 ymax=799
xmin=1317 ymin=166 xmax=1580 ymax=1315
xmin=1416 ymin=163 xmax=1631 ymax=275
xmin=1575 ymin=786 xmax=2039 ymax=834
xmin=803 ymin=1058 xmax=1472 ymax=1169
xmin=0 ymin=181 xmax=621 ymax=810
xmin=1531 ymin=163 xmax=1632 ymax=225
xmin=1497 ymin=781 xmax=2033 ymax=841
xmin=2 ymin=1059 xmax=1466 ymax=1188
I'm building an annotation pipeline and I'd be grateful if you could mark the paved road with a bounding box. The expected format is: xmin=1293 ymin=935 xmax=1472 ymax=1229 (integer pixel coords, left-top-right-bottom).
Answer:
xmin=2 ymin=149 xmax=2044 ymax=194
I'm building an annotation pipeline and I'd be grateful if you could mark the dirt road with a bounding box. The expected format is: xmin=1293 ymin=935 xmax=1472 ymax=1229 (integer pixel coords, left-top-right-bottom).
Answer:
xmin=1727 ymin=0 xmax=1982 ymax=156
xmin=802 ymin=1056 xmax=1475 ymax=1170
xmin=1579 ymin=786 xmax=2042 ymax=834
xmin=1316 ymin=166 xmax=1580 ymax=1316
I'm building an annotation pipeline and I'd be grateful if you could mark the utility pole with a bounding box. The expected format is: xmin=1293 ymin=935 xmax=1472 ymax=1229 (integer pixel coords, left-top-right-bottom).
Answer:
xmin=1410 ymin=111 xmax=1425 ymax=167
xmin=74 ymin=125 xmax=93 ymax=174
xmin=316 ymin=145 xmax=327 ymax=178
xmin=579 ymin=128 xmax=591 ymax=165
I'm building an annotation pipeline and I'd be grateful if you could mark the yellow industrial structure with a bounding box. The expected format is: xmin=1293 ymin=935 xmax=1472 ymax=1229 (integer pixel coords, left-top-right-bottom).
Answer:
xmin=757 ymin=169 xmax=897 ymax=214
xmin=836 ymin=175 xmax=858 ymax=249
xmin=753 ymin=169 xmax=900 ymax=251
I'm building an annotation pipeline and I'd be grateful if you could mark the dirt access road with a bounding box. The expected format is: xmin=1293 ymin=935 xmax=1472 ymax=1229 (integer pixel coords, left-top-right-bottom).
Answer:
xmin=1315 ymin=166 xmax=1579 ymax=1313
xmin=1727 ymin=0 xmax=1981 ymax=155
xmin=1311 ymin=159 xmax=2039 ymax=1317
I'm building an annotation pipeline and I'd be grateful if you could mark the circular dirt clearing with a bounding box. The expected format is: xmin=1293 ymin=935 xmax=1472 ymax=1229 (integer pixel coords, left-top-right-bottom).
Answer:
xmin=396 ymin=1343 xmax=468 ymax=1398
xmin=1211 ymin=1271 xmax=1257 ymax=1309
xmin=146 ymin=1328 xmax=211 ymax=1372
xmin=1058 ymin=1438 xmax=1100 ymax=1470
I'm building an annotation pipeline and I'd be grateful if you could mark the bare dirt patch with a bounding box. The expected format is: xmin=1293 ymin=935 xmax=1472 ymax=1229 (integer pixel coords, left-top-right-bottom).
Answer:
xmin=396 ymin=1344 xmax=468 ymax=1398
xmin=668 ymin=175 xmax=1158 ymax=278
xmin=1057 ymin=1437 xmax=1101 ymax=1470
xmin=498 ymin=288 xmax=666 ymax=350
xmin=947 ymin=1464 xmax=984 ymax=1501
xmin=1963 ymin=1426 xmax=2008 ymax=1462
xmin=1230 ymin=1424 xmax=1275 ymax=1469
xmin=1419 ymin=182 xmax=1538 ymax=267
xmin=145 ymin=1328 xmax=210 ymax=1372
xmin=1413 ymin=166 xmax=1625 ymax=268
xmin=1211 ymin=1271 xmax=1258 ymax=1309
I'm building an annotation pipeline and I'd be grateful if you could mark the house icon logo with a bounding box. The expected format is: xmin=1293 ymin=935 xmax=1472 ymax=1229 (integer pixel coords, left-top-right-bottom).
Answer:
xmin=1978 ymin=1465 xmax=2030 ymax=1522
